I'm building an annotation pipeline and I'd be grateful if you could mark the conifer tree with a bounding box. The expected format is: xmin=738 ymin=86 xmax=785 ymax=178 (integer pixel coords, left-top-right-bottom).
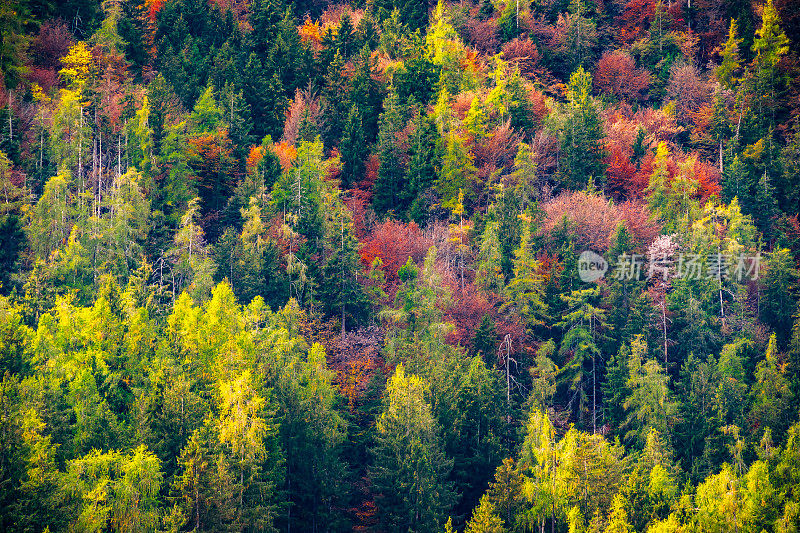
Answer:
xmin=339 ymin=105 xmax=367 ymax=189
xmin=405 ymin=110 xmax=441 ymax=223
xmin=504 ymin=216 xmax=548 ymax=332
xmin=371 ymin=364 xmax=456 ymax=532
xmin=750 ymin=334 xmax=793 ymax=437
xmin=373 ymin=91 xmax=408 ymax=216
xmin=558 ymin=67 xmax=606 ymax=189
xmin=465 ymin=495 xmax=507 ymax=533
xmin=320 ymin=51 xmax=351 ymax=148
xmin=716 ymin=20 xmax=743 ymax=90
xmin=475 ymin=217 xmax=504 ymax=294
xmin=437 ymin=132 xmax=476 ymax=212
xmin=624 ymin=335 xmax=677 ymax=448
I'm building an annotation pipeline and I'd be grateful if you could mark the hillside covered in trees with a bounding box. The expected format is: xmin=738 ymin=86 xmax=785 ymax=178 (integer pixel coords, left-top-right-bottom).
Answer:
xmin=2 ymin=0 xmax=800 ymax=530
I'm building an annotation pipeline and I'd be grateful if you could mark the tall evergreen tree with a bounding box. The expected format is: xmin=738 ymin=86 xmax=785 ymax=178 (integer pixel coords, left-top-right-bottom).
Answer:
xmin=372 ymin=92 xmax=408 ymax=216
xmin=371 ymin=364 xmax=456 ymax=532
xmin=557 ymin=67 xmax=606 ymax=189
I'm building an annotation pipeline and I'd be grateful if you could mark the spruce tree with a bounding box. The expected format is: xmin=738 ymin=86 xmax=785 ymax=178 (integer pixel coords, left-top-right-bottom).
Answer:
xmin=558 ymin=67 xmax=606 ymax=189
xmin=372 ymin=91 xmax=408 ymax=216
xmin=405 ymin=110 xmax=441 ymax=223
xmin=370 ymin=364 xmax=456 ymax=532
xmin=339 ymin=105 xmax=367 ymax=189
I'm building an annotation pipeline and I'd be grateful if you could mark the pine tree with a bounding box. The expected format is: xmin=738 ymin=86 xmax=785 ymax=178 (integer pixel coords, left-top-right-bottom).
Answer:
xmin=604 ymin=493 xmax=632 ymax=533
xmin=509 ymin=142 xmax=538 ymax=210
xmin=519 ymin=409 xmax=564 ymax=532
xmin=216 ymin=370 xmax=281 ymax=530
xmin=147 ymin=74 xmax=173 ymax=160
xmin=319 ymin=197 xmax=371 ymax=331
xmin=320 ymin=51 xmax=351 ymax=149
xmin=405 ymin=110 xmax=441 ymax=223
xmin=624 ymin=335 xmax=677 ymax=448
xmin=243 ymin=53 xmax=286 ymax=140
xmin=603 ymin=344 xmax=631 ymax=436
xmin=475 ymin=216 xmax=504 ymax=294
xmin=528 ymin=340 xmax=559 ymax=409
xmin=168 ymin=198 xmax=216 ymax=302
xmin=486 ymin=458 xmax=526 ymax=529
xmin=504 ymin=216 xmax=548 ymax=331
xmin=750 ymin=334 xmax=794 ymax=438
xmin=349 ymin=46 xmax=386 ymax=143
xmin=750 ymin=0 xmax=790 ymax=132
xmin=190 ymin=86 xmax=223 ymax=134
xmin=219 ymin=83 xmax=254 ymax=164
xmin=559 ymin=286 xmax=608 ymax=430
xmin=465 ymin=495 xmax=507 ymax=533
xmin=759 ymin=248 xmax=798 ymax=345
xmin=437 ymin=132 xmax=476 ymax=213
xmin=645 ymin=142 xmax=672 ymax=221
xmin=472 ymin=313 xmax=499 ymax=364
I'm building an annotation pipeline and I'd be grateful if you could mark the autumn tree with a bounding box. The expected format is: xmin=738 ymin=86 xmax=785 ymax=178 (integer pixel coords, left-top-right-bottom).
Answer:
xmin=370 ymin=364 xmax=456 ymax=532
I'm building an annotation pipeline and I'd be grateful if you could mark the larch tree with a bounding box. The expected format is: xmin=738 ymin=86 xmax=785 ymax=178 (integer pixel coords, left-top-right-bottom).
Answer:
xmin=370 ymin=363 xmax=456 ymax=532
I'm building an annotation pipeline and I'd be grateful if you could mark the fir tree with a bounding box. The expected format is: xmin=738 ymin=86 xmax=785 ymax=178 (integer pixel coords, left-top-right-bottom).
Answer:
xmin=372 ymin=92 xmax=408 ymax=216
xmin=370 ymin=364 xmax=456 ymax=532
xmin=339 ymin=105 xmax=367 ymax=189
xmin=558 ymin=67 xmax=606 ymax=189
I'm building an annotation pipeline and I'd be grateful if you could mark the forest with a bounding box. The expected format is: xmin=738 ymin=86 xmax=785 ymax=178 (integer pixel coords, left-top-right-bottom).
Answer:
xmin=1 ymin=0 xmax=800 ymax=530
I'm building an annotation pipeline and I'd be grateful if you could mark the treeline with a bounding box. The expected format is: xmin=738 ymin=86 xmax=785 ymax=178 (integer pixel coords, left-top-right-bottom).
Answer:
xmin=1 ymin=0 xmax=800 ymax=531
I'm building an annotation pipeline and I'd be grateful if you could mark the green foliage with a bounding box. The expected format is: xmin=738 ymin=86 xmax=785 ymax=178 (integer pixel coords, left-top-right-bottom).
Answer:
xmin=556 ymin=67 xmax=606 ymax=189
xmin=373 ymin=91 xmax=408 ymax=217
xmin=7 ymin=1 xmax=800 ymax=531
xmin=371 ymin=363 xmax=456 ymax=531
xmin=339 ymin=105 xmax=367 ymax=188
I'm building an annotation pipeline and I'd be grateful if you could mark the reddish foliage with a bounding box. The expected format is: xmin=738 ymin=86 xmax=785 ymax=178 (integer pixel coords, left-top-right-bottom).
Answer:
xmin=330 ymin=326 xmax=386 ymax=410
xmin=359 ymin=220 xmax=433 ymax=292
xmin=666 ymin=64 xmax=711 ymax=123
xmin=30 ymin=20 xmax=73 ymax=72
xmin=271 ymin=142 xmax=297 ymax=171
xmin=355 ymin=153 xmax=379 ymax=196
xmin=540 ymin=191 xmax=661 ymax=251
xmin=209 ymin=0 xmax=250 ymax=24
xmin=344 ymin=189 xmax=371 ymax=240
xmin=453 ymin=92 xmax=476 ymax=121
xmin=281 ymin=87 xmax=321 ymax=145
xmin=473 ymin=121 xmax=522 ymax=172
xmin=500 ymin=37 xmax=542 ymax=78
xmin=529 ymin=86 xmax=549 ymax=124
xmin=615 ymin=0 xmax=655 ymax=44
xmin=444 ymin=284 xmax=525 ymax=362
xmin=605 ymin=144 xmax=641 ymax=199
xmin=145 ymin=0 xmax=166 ymax=23
xmin=466 ymin=17 xmax=500 ymax=54
xmin=594 ymin=50 xmax=650 ymax=103
xmin=246 ymin=145 xmax=265 ymax=173
xmin=530 ymin=129 xmax=559 ymax=185
xmin=692 ymin=158 xmax=721 ymax=200
xmin=27 ymin=68 xmax=59 ymax=94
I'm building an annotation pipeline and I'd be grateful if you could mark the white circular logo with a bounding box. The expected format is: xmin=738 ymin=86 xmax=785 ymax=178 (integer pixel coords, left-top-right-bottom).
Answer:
xmin=578 ymin=251 xmax=608 ymax=282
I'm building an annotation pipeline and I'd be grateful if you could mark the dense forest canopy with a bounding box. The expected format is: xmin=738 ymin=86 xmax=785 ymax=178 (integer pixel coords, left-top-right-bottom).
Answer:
xmin=2 ymin=0 xmax=800 ymax=531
